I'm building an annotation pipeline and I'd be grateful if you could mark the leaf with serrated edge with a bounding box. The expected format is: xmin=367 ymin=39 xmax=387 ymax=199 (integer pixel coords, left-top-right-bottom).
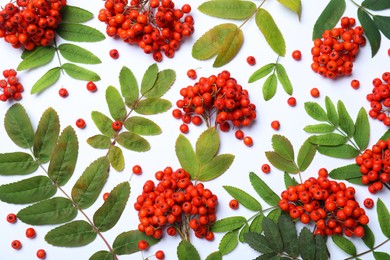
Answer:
xmin=304 ymin=124 xmax=335 ymax=133
xmin=213 ymin=25 xmax=243 ymax=67
xmin=263 ymin=73 xmax=277 ymax=101
xmin=17 ymin=46 xmax=55 ymax=71
xmin=373 ymin=251 xmax=390 ymax=260
xmin=317 ymin=144 xmax=359 ymax=159
xmin=60 ymin=5 xmax=93 ymax=23
xmin=265 ymin=151 xmax=299 ymax=174
xmin=144 ymin=69 xmax=175 ymax=99
xmin=284 ymin=173 xmax=299 ymax=189
xmin=244 ymin=232 xmax=273 ymax=254
xmin=205 ymin=251 xmax=222 ymax=260
xmin=312 ymin=0 xmax=346 ymax=39
xmin=262 ymin=217 xmax=283 ymax=253
xmin=224 ymin=186 xmax=262 ymax=211
xmin=72 ymin=157 xmax=110 ymax=209
xmin=309 ymin=133 xmax=348 ymax=146
xmin=297 ymin=139 xmax=316 ymax=172
xmin=337 ymin=101 xmax=355 ymax=137
xmin=91 ymin=111 xmax=116 ymax=138
xmin=177 ymin=240 xmax=200 ymax=260
xmin=113 ymin=230 xmax=160 ymax=255
xmin=48 ymin=126 xmax=78 ymax=186
xmin=198 ymin=0 xmax=256 ymax=20
xmin=325 ymin=96 xmax=339 ymax=127
xmin=315 ymin=235 xmax=330 ymax=259
xmin=175 ymin=134 xmax=199 ymax=179
xmin=219 ymin=230 xmax=239 ymax=255
xmin=211 ymin=216 xmax=246 ymax=232
xmin=0 ymin=152 xmax=38 ymax=175
xmin=58 ymin=43 xmax=101 ymax=64
xmin=373 ymin=15 xmax=390 ymax=40
xmin=362 ymin=0 xmax=390 ymax=10
xmin=5 ymin=104 xmax=34 ymax=148
xmin=62 ymin=63 xmax=100 ymax=81
xmin=141 ymin=64 xmax=158 ymax=96
xmin=17 ymin=197 xmax=77 ymax=225
xmin=45 ymin=220 xmax=96 ymax=247
xmin=116 ymin=132 xmax=150 ymax=152
xmin=239 ymin=223 xmax=249 ymax=243
xmin=93 ymin=182 xmax=130 ymax=232
xmin=106 ymin=86 xmax=126 ymax=121
xmin=249 ymin=214 xmax=264 ymax=233
xmin=197 ymin=154 xmax=234 ymax=181
xmin=362 ymin=225 xmax=375 ymax=249
xmin=305 ymin=102 xmax=328 ymax=121
xmin=31 ymin=67 xmax=61 ymax=94
xmin=278 ymin=0 xmax=301 ymax=19
xmin=275 ymin=64 xmax=293 ymax=95
xmin=299 ymin=227 xmax=316 ymax=260
xmin=108 ymin=146 xmax=125 ymax=172
xmin=249 ymin=172 xmax=280 ymax=206
xmin=120 ymin=66 xmax=139 ymax=106
xmin=134 ymin=98 xmax=171 ymax=115
xmin=248 ymin=63 xmax=275 ymax=83
xmin=256 ymin=8 xmax=286 ymax=56
xmin=124 ymin=116 xmax=161 ymax=136
xmin=196 ymin=127 xmax=219 ymax=165
xmin=354 ymin=108 xmax=370 ymax=150
xmin=358 ymin=8 xmax=381 ymax=57
xmin=272 ymin=135 xmax=294 ymax=161
xmin=377 ymin=198 xmax=390 ymax=238
xmin=87 ymin=135 xmax=111 ymax=149
xmin=90 ymin=250 xmax=115 ymax=260
xmin=57 ymin=23 xmax=105 ymax=42
xmin=332 ymin=235 xmax=356 ymax=255
xmin=329 ymin=164 xmax=361 ymax=182
xmin=278 ymin=215 xmax=299 ymax=257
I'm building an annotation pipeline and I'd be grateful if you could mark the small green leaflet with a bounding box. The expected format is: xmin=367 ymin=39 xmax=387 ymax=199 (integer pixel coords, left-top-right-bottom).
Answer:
xmin=297 ymin=139 xmax=316 ymax=172
xmin=87 ymin=135 xmax=112 ymax=149
xmin=219 ymin=230 xmax=239 ymax=255
xmin=265 ymin=151 xmax=299 ymax=174
xmin=275 ymin=64 xmax=293 ymax=95
xmin=223 ymin=186 xmax=262 ymax=211
xmin=284 ymin=173 xmax=298 ymax=189
xmin=196 ymin=127 xmax=219 ymax=165
xmin=140 ymin=64 xmax=158 ymax=96
xmin=17 ymin=46 xmax=55 ymax=71
xmin=299 ymin=227 xmax=316 ymax=260
xmin=337 ymin=100 xmax=355 ymax=137
xmin=198 ymin=0 xmax=256 ymax=20
xmin=112 ymin=230 xmax=160 ymax=255
xmin=358 ymin=8 xmax=381 ymax=57
xmin=60 ymin=5 xmax=93 ymax=23
xmin=325 ymin=96 xmax=339 ymax=127
xmin=312 ymin=0 xmax=346 ymax=39
xmin=263 ymin=73 xmax=277 ymax=101
xmin=106 ymin=86 xmax=126 ymax=121
xmin=272 ymin=135 xmax=294 ymax=161
xmin=177 ymin=240 xmax=200 ymax=260
xmin=239 ymin=223 xmax=249 ymax=242
xmin=57 ymin=23 xmax=105 ymax=42
xmin=213 ymin=25 xmax=244 ymax=67
xmin=90 ymin=251 xmax=115 ymax=260
xmin=134 ymin=98 xmax=171 ymax=115
xmin=304 ymin=124 xmax=335 ymax=133
xmin=143 ymin=69 xmax=176 ymax=99
xmin=278 ymin=215 xmax=299 ymax=257
xmin=31 ymin=67 xmax=61 ymax=94
xmin=315 ymin=234 xmax=330 ymax=259
xmin=373 ymin=251 xmax=390 ymax=260
xmin=175 ymin=134 xmax=199 ymax=179
xmin=262 ymin=217 xmax=283 ymax=253
xmin=248 ymin=63 xmax=275 ymax=83
xmin=0 ymin=152 xmax=38 ymax=175
xmin=305 ymin=102 xmax=328 ymax=122
xmin=62 ymin=63 xmax=100 ymax=81
xmin=362 ymin=225 xmax=375 ymax=249
xmin=119 ymin=66 xmax=139 ymax=106
xmin=277 ymin=0 xmax=302 ymax=20
xmin=362 ymin=0 xmax=390 ymax=10
xmin=58 ymin=43 xmax=101 ymax=64
xmin=108 ymin=146 xmax=125 ymax=172
xmin=249 ymin=214 xmax=264 ymax=233
xmin=249 ymin=172 xmax=280 ymax=206
xmin=91 ymin=111 xmax=116 ymax=138
xmin=309 ymin=133 xmax=348 ymax=146
xmin=211 ymin=216 xmax=246 ymax=232
xmin=377 ymin=198 xmax=390 ymax=238
xmin=197 ymin=154 xmax=234 ymax=181
xmin=4 ymin=104 xmax=34 ymax=149
xmin=124 ymin=116 xmax=161 ymax=136
xmin=205 ymin=251 xmax=222 ymax=260
xmin=329 ymin=164 xmax=362 ymax=184
xmin=373 ymin=15 xmax=390 ymax=39
xmin=317 ymin=145 xmax=359 ymax=159
xmin=116 ymin=132 xmax=150 ymax=152
xmin=243 ymin=232 xmax=273 ymax=254
xmin=331 ymin=235 xmax=356 ymax=255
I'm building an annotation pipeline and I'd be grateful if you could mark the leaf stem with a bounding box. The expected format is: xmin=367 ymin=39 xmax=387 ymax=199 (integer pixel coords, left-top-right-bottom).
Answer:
xmin=349 ymin=0 xmax=374 ymax=16
xmin=332 ymin=122 xmax=362 ymax=154
xmin=238 ymin=0 xmax=267 ymax=29
xmin=53 ymin=38 xmax=64 ymax=75
xmin=344 ymin=238 xmax=390 ymax=259
xmin=246 ymin=206 xmax=277 ymax=222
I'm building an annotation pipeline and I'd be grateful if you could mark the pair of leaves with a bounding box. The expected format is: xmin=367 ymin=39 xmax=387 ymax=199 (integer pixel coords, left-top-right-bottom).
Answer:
xmin=175 ymin=127 xmax=234 ymax=181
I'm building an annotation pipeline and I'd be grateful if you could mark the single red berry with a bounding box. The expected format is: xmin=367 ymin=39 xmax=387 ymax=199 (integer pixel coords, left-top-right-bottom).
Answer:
xmin=6 ymin=213 xmax=17 ymax=223
xmin=310 ymin=88 xmax=320 ymax=98
xmin=261 ymin=164 xmax=271 ymax=173
xmin=11 ymin=240 xmax=22 ymax=250
xmin=187 ymin=69 xmax=197 ymax=79
xmin=364 ymin=198 xmax=374 ymax=209
xmin=235 ymin=130 xmax=244 ymax=140
xmin=155 ymin=250 xmax=165 ymax=259
xmin=292 ymin=50 xmax=302 ymax=61
xmin=287 ymin=97 xmax=296 ymax=107
xmin=86 ymin=81 xmax=97 ymax=92
xmin=109 ymin=49 xmax=119 ymax=59
xmin=351 ymin=79 xmax=360 ymax=89
xmin=132 ymin=165 xmax=142 ymax=175
xmin=26 ymin=227 xmax=36 ymax=238
xmin=75 ymin=118 xmax=86 ymax=129
xmin=58 ymin=88 xmax=68 ymax=98
xmin=243 ymin=136 xmax=253 ymax=147
xmin=103 ymin=192 xmax=110 ymax=201
xmin=246 ymin=56 xmax=256 ymax=65
xmin=271 ymin=120 xmax=280 ymax=130
xmin=112 ymin=121 xmax=123 ymax=131
xmin=191 ymin=115 xmax=202 ymax=125
xmin=388 ymin=48 xmax=390 ymax=56
xmin=138 ymin=240 xmax=149 ymax=250
xmin=36 ymin=249 xmax=46 ymax=259
xmin=179 ymin=123 xmax=189 ymax=134
xmin=182 ymin=4 xmax=191 ymax=13
xmin=229 ymin=199 xmax=239 ymax=209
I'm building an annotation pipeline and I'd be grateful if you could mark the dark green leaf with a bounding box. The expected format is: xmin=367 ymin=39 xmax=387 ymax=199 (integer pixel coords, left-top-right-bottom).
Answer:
xmin=218 ymin=230 xmax=239 ymax=255
xmin=249 ymin=214 xmax=264 ymax=233
xmin=244 ymin=232 xmax=273 ymax=254
xmin=89 ymin=250 xmax=115 ymax=260
xmin=373 ymin=15 xmax=390 ymax=39
xmin=61 ymin=5 xmax=93 ymax=23
xmin=116 ymin=132 xmax=150 ymax=152
xmin=18 ymin=197 xmax=77 ymax=225
xmin=119 ymin=66 xmax=139 ymax=106
xmin=175 ymin=134 xmax=199 ymax=179
xmin=124 ymin=116 xmax=161 ymax=136
xmin=362 ymin=225 xmax=375 ymax=249
xmin=93 ymin=182 xmax=130 ymax=232
xmin=354 ymin=108 xmax=370 ymax=150
xmin=211 ymin=216 xmax=246 ymax=232
xmin=265 ymin=151 xmax=299 ymax=174
xmin=358 ymin=8 xmax=381 ymax=57
xmin=380 ymin=129 xmax=390 ymax=141
xmin=113 ymin=230 xmax=160 ymax=255
xmin=256 ymin=253 xmax=278 ymax=260
xmin=17 ymin=46 xmax=55 ymax=70
xmin=337 ymin=101 xmax=355 ymax=137
xmin=315 ymin=235 xmax=329 ymax=260
xmin=275 ymin=64 xmax=293 ymax=95
xmin=373 ymin=251 xmax=390 ymax=260
xmin=196 ymin=127 xmax=219 ymax=165
xmin=263 ymin=73 xmax=277 ymax=101
xmin=58 ymin=43 xmax=101 ymax=64
xmin=332 ymin=235 xmax=356 ymax=255
xmin=297 ymin=139 xmax=316 ymax=172
xmin=134 ymin=98 xmax=171 ymax=115
xmin=309 ymin=133 xmax=348 ymax=146
xmin=329 ymin=164 xmax=361 ymax=182
xmin=87 ymin=135 xmax=112 ymax=149
xmin=262 ymin=217 xmax=283 ymax=253
xmin=317 ymin=144 xmax=360 ymax=159
xmin=197 ymin=154 xmax=234 ymax=181
xmin=278 ymin=215 xmax=299 ymax=257
xmin=248 ymin=63 xmax=275 ymax=83
xmin=144 ymin=69 xmax=175 ymax=98
xmin=91 ymin=111 xmax=116 ymax=138
xmin=362 ymin=0 xmax=390 ymax=10
xmin=48 ymin=126 xmax=78 ymax=186
xmin=106 ymin=86 xmax=126 ymax=121
xmin=299 ymin=227 xmax=316 ymax=260
xmin=177 ymin=240 xmax=200 ymax=260
xmin=284 ymin=173 xmax=298 ymax=189
xmin=62 ymin=63 xmax=100 ymax=81
xmin=249 ymin=172 xmax=280 ymax=206
xmin=45 ymin=220 xmax=96 ymax=247
xmin=305 ymin=102 xmax=328 ymax=121
xmin=31 ymin=67 xmax=61 ymax=94
xmin=108 ymin=146 xmax=124 ymax=172
xmin=140 ymin=64 xmax=158 ymax=96
xmin=239 ymin=223 xmax=249 ymax=242
xmin=4 ymin=104 xmax=34 ymax=148
xmin=277 ymin=0 xmax=301 ymax=19
xmin=377 ymin=198 xmax=390 ymax=238
xmin=57 ymin=23 xmax=105 ymax=42
xmin=304 ymin=124 xmax=335 ymax=133
xmin=312 ymin=0 xmax=346 ymax=39
xmin=205 ymin=251 xmax=222 ymax=260
xmin=198 ymin=0 xmax=256 ymax=20
xmin=272 ymin=134 xmax=294 ymax=161
xmin=325 ymin=96 xmax=339 ymax=127
xmin=0 ymin=152 xmax=38 ymax=175
xmin=223 ymin=185 xmax=262 ymax=211
xmin=213 ymin=25 xmax=243 ymax=67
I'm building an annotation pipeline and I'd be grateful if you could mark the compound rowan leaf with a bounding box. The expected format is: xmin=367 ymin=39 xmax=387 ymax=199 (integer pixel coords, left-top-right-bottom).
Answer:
xmin=31 ymin=67 xmax=61 ymax=94
xmin=196 ymin=127 xmax=219 ymax=165
xmin=144 ymin=69 xmax=175 ymax=98
xmin=362 ymin=0 xmax=390 ymax=10
xmin=57 ymin=23 xmax=105 ymax=42
xmin=377 ymin=199 xmax=390 ymax=238
xmin=58 ymin=43 xmax=101 ymax=64
xmin=91 ymin=111 xmax=116 ymax=138
xmin=219 ymin=230 xmax=239 ymax=255
xmin=337 ymin=101 xmax=355 ymax=137
xmin=249 ymin=172 xmax=280 ymax=206
xmin=87 ymin=135 xmax=112 ymax=149
xmin=262 ymin=73 xmax=277 ymax=101
xmin=198 ymin=0 xmax=256 ymax=20
xmin=116 ymin=132 xmax=150 ymax=152
xmin=62 ymin=63 xmax=100 ymax=81
xmin=119 ymin=66 xmax=139 ymax=106
xmin=358 ymin=8 xmax=381 ymax=57
xmin=213 ymin=25 xmax=243 ymax=67
xmin=277 ymin=0 xmax=302 ymax=20
xmin=134 ymin=98 xmax=171 ymax=115
xmin=17 ymin=46 xmax=55 ymax=71
xmin=248 ymin=63 xmax=275 ymax=83
xmin=312 ymin=0 xmax=346 ymax=39
xmin=113 ymin=230 xmax=160 ymax=255
xmin=211 ymin=216 xmax=246 ymax=232
xmin=106 ymin=86 xmax=126 ymax=121
xmin=305 ymin=102 xmax=328 ymax=121
xmin=354 ymin=108 xmax=370 ymax=150
xmin=223 ymin=186 xmax=262 ymax=211
xmin=4 ymin=104 xmax=34 ymax=149
xmin=275 ymin=64 xmax=293 ymax=95
xmin=124 ymin=116 xmax=161 ymax=136
xmin=177 ymin=240 xmax=200 ymax=260
xmin=60 ymin=5 xmax=93 ymax=23
xmin=0 ymin=152 xmax=38 ymax=176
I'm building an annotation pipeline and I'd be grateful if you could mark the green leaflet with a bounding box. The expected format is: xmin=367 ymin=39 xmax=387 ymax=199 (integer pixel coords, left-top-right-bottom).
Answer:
xmin=305 ymin=102 xmax=328 ymax=121
xmin=62 ymin=63 xmax=100 ymax=81
xmin=45 ymin=220 xmax=97 ymax=247
xmin=277 ymin=0 xmax=301 ymax=20
xmin=17 ymin=46 xmax=55 ymax=71
xmin=175 ymin=134 xmax=199 ymax=179
xmin=71 ymin=157 xmax=110 ymax=209
xmin=211 ymin=216 xmax=246 ymax=232
xmin=362 ymin=225 xmax=375 ymax=249
xmin=284 ymin=173 xmax=298 ymax=189
xmin=119 ymin=66 xmax=139 ymax=106
xmin=61 ymin=5 xmax=93 ymax=23
xmin=140 ymin=64 xmax=158 ymax=96
xmin=205 ymin=251 xmax=222 ymax=260
xmin=244 ymin=232 xmax=273 ymax=254
xmin=256 ymin=8 xmax=286 ymax=57
xmin=299 ymin=227 xmax=316 ymax=260
xmin=377 ymin=199 xmax=390 ymax=238
xmin=198 ymin=0 xmax=256 ymax=20
xmin=267 ymin=208 xmax=281 ymax=223
xmin=337 ymin=101 xmax=355 ymax=137
xmin=113 ymin=231 xmax=159 ymax=255
xmin=134 ymin=98 xmax=171 ymax=115
xmin=265 ymin=151 xmax=299 ymax=174
xmin=275 ymin=64 xmax=293 ymax=95
xmin=143 ymin=69 xmax=176 ymax=98
xmin=31 ymin=67 xmax=61 ymax=94
xmin=108 ymin=146 xmax=124 ymax=172
xmin=249 ymin=214 xmax=264 ymax=233
xmin=272 ymin=135 xmax=294 ymax=161
xmin=0 ymin=176 xmax=56 ymax=204
xmin=197 ymin=154 xmax=234 ymax=181
xmin=213 ymin=25 xmax=244 ymax=67
xmin=263 ymin=73 xmax=278 ymax=101
xmin=4 ymin=104 xmax=34 ymax=149
xmin=177 ymin=240 xmax=200 ymax=260
xmin=325 ymin=96 xmax=339 ymax=127
xmin=315 ymin=235 xmax=330 ymax=260
xmin=278 ymin=215 xmax=299 ymax=257
xmin=358 ymin=8 xmax=381 ymax=57
xmin=262 ymin=217 xmax=283 ymax=253
xmin=248 ymin=63 xmax=275 ymax=83
xmin=309 ymin=133 xmax=348 ymax=146
xmin=58 ymin=43 xmax=101 ymax=64
xmin=0 ymin=152 xmax=38 ymax=175
xmin=373 ymin=15 xmax=390 ymax=39
xmin=106 ymin=86 xmax=126 ymax=121
xmin=354 ymin=108 xmax=370 ymax=150
xmin=223 ymin=185 xmax=262 ymax=211
xmin=87 ymin=135 xmax=112 ymax=149
xmin=91 ymin=111 xmax=116 ymax=138
xmin=18 ymin=197 xmax=77 ymax=225
xmin=297 ymin=139 xmax=316 ymax=172
xmin=380 ymin=129 xmax=390 ymax=140
xmin=116 ymin=132 xmax=150 ymax=152
xmin=239 ymin=223 xmax=250 ymax=242
xmin=90 ymin=250 xmax=115 ymax=260
xmin=57 ymin=23 xmax=105 ymax=42
xmin=196 ymin=127 xmax=220 ymax=165
xmin=124 ymin=116 xmax=161 ymax=136
xmin=362 ymin=0 xmax=390 ymax=10
xmin=93 ymin=182 xmax=130 ymax=232
xmin=312 ymin=0 xmax=346 ymax=39
xmin=249 ymin=172 xmax=280 ymax=206
xmin=332 ymin=235 xmax=356 ymax=255
xmin=304 ymin=124 xmax=335 ymax=133
xmin=317 ymin=145 xmax=360 ymax=159
xmin=373 ymin=251 xmax=390 ymax=260
xmin=219 ymin=230 xmax=239 ymax=255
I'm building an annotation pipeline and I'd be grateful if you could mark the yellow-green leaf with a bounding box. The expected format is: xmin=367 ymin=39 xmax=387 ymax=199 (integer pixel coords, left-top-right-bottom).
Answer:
xmin=312 ymin=0 xmax=346 ymax=39
xmin=31 ymin=67 xmax=61 ymax=94
xmin=119 ymin=66 xmax=139 ymax=106
xmin=62 ymin=63 xmax=100 ymax=81
xmin=144 ymin=69 xmax=175 ymax=98
xmin=91 ymin=111 xmax=116 ymax=138
xmin=108 ymin=146 xmax=124 ymax=172
xmin=140 ymin=63 xmax=158 ymax=96
xmin=213 ymin=25 xmax=243 ymax=67
xmin=177 ymin=240 xmax=200 ymax=260
xmin=134 ymin=98 xmax=171 ymax=115
xmin=57 ymin=23 xmax=105 ymax=42
xmin=265 ymin=152 xmax=299 ymax=174
xmin=116 ymin=132 xmax=150 ymax=152
xmin=297 ymin=139 xmax=317 ymax=172
xmin=4 ymin=104 xmax=34 ymax=148
xmin=272 ymin=134 xmax=294 ymax=161
xmin=196 ymin=127 xmax=219 ymax=165
xmin=198 ymin=0 xmax=256 ymax=20
xmin=58 ymin=43 xmax=101 ymax=64
xmin=248 ymin=63 xmax=275 ymax=83
xmin=219 ymin=230 xmax=239 ymax=255
xmin=275 ymin=63 xmax=293 ymax=95
xmin=262 ymin=73 xmax=277 ymax=101
xmin=223 ymin=185 xmax=262 ymax=211
xmin=124 ymin=116 xmax=161 ymax=136
xmin=304 ymin=124 xmax=335 ymax=133
xmin=87 ymin=135 xmax=112 ymax=149
xmin=175 ymin=134 xmax=199 ymax=179
xmin=277 ymin=0 xmax=301 ymax=20
xmin=17 ymin=46 xmax=55 ymax=71
xmin=197 ymin=154 xmax=234 ymax=181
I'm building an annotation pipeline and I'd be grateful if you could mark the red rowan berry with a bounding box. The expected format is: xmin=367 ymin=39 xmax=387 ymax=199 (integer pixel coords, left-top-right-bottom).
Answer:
xmin=75 ymin=118 xmax=86 ymax=129
xmin=235 ymin=130 xmax=244 ymax=140
xmin=271 ymin=120 xmax=280 ymax=130
xmin=351 ymin=79 xmax=360 ymax=89
xmin=187 ymin=69 xmax=197 ymax=79
xmin=103 ymin=192 xmax=109 ymax=201
xmin=179 ymin=123 xmax=189 ymax=134
xmin=109 ymin=49 xmax=119 ymax=59
xmin=287 ymin=97 xmax=297 ymax=107
xmin=26 ymin=227 xmax=36 ymax=238
xmin=261 ymin=164 xmax=271 ymax=173
xmin=11 ymin=240 xmax=22 ymax=250
xmin=58 ymin=88 xmax=68 ymax=98
xmin=86 ymin=81 xmax=97 ymax=92
xmin=132 ymin=165 xmax=142 ymax=175
xmin=243 ymin=136 xmax=253 ymax=147
xmin=292 ymin=50 xmax=302 ymax=61
xmin=246 ymin=56 xmax=256 ymax=65
xmin=229 ymin=199 xmax=239 ymax=209
xmin=6 ymin=213 xmax=17 ymax=223
xmin=155 ymin=250 xmax=165 ymax=259
xmin=138 ymin=240 xmax=149 ymax=250
xmin=36 ymin=249 xmax=46 ymax=259
xmin=112 ymin=121 xmax=122 ymax=131
xmin=310 ymin=88 xmax=320 ymax=98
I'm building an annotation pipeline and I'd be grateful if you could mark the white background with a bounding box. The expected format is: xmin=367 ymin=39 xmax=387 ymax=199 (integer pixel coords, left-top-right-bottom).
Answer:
xmin=0 ymin=0 xmax=390 ymax=259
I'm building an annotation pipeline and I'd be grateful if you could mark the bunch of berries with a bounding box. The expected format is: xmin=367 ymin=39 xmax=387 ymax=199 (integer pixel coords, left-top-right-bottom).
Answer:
xmin=366 ymin=72 xmax=390 ymax=126
xmin=172 ymin=70 xmax=257 ymax=139
xmin=0 ymin=69 xmax=24 ymax=102
xmin=0 ymin=0 xmax=66 ymax=50
xmin=98 ymin=0 xmax=194 ymax=62
xmin=311 ymin=17 xmax=366 ymax=79
xmin=134 ymin=167 xmax=217 ymax=241
xmin=355 ymin=138 xmax=390 ymax=193
xmin=278 ymin=169 xmax=369 ymax=237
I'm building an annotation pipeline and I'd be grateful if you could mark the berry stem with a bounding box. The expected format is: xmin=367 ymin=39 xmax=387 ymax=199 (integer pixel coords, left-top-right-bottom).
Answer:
xmin=239 ymin=0 xmax=267 ymax=29
xmin=344 ymin=238 xmax=390 ymax=260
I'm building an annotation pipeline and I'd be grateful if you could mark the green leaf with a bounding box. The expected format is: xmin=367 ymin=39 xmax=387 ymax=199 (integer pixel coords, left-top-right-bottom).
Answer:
xmin=380 ymin=129 xmax=390 ymax=141
xmin=377 ymin=198 xmax=390 ymax=238
xmin=4 ymin=104 xmax=34 ymax=148
xmin=239 ymin=223 xmax=249 ymax=242
xmin=297 ymin=139 xmax=316 ymax=172
xmin=284 ymin=172 xmax=298 ymax=189
xmin=196 ymin=127 xmax=220 ymax=165
xmin=72 ymin=157 xmax=110 ymax=209
xmin=332 ymin=235 xmax=356 ymax=255
xmin=362 ymin=0 xmax=390 ymax=10
xmin=124 ymin=116 xmax=161 ymax=136
xmin=31 ymin=67 xmax=61 ymax=94
xmin=244 ymin=232 xmax=273 ymax=254
xmin=277 ymin=0 xmax=301 ymax=20
xmin=278 ymin=215 xmax=299 ymax=257
xmin=61 ymin=5 xmax=93 ymax=23
xmin=134 ymin=98 xmax=171 ymax=115
xmin=144 ymin=69 xmax=175 ymax=98
xmin=262 ymin=217 xmax=283 ymax=253
xmin=91 ymin=111 xmax=116 ymax=138
xmin=249 ymin=214 xmax=264 ymax=233
xmin=223 ymin=186 xmax=262 ymax=211
xmin=362 ymin=225 xmax=375 ymax=249
xmin=256 ymin=8 xmax=286 ymax=56
xmin=213 ymin=25 xmax=243 ymax=67
xmin=116 ymin=132 xmax=150 ymax=152
xmin=267 ymin=208 xmax=282 ymax=223
xmin=312 ymin=0 xmax=346 ymax=39
xmin=45 ymin=220 xmax=97 ymax=247
xmin=354 ymin=108 xmax=370 ymax=150
xmin=219 ymin=230 xmax=239 ymax=255
xmin=58 ymin=43 xmax=101 ymax=64
xmin=198 ymin=0 xmax=256 ymax=20
xmin=256 ymin=253 xmax=278 ymax=260
xmin=18 ymin=197 xmax=77 ymax=225
xmin=305 ymin=102 xmax=328 ymax=121
xmin=48 ymin=126 xmax=78 ymax=186
xmin=90 ymin=250 xmax=115 ymax=260
xmin=197 ymin=154 xmax=234 ymax=181
xmin=0 ymin=152 xmax=38 ymax=175
xmin=373 ymin=15 xmax=390 ymax=39
xmin=373 ymin=252 xmax=390 ymax=260
xmin=263 ymin=73 xmax=278 ymax=101
xmin=329 ymin=164 xmax=362 ymax=182
xmin=177 ymin=240 xmax=200 ymax=260
xmin=272 ymin=135 xmax=294 ymax=161
xmin=119 ymin=66 xmax=139 ymax=106
xmin=325 ymin=96 xmax=339 ymax=127
xmin=175 ymin=134 xmax=199 ymax=179
xmin=315 ymin=235 xmax=329 ymax=260
xmin=275 ymin=64 xmax=293 ymax=95
xmin=108 ymin=146 xmax=125 ymax=172
xmin=93 ymin=182 xmax=130 ymax=232
xmin=309 ymin=133 xmax=348 ymax=146
xmin=33 ymin=108 xmax=60 ymax=163
xmin=57 ymin=23 xmax=105 ymax=42
xmin=62 ymin=63 xmax=100 ymax=81
xmin=106 ymin=86 xmax=126 ymax=121
xmin=211 ymin=216 xmax=246 ymax=232
xmin=87 ymin=135 xmax=112 ymax=149
xmin=337 ymin=101 xmax=355 ymax=137
xmin=317 ymin=144 xmax=360 ymax=159
xmin=140 ymin=64 xmax=158 ymax=96
xmin=0 ymin=176 xmax=56 ymax=204
xmin=17 ymin=46 xmax=55 ymax=71
xmin=248 ymin=63 xmax=275 ymax=83
xmin=358 ymin=8 xmax=381 ymax=57
xmin=249 ymin=172 xmax=280 ymax=206
xmin=113 ymin=230 xmax=160 ymax=255
xmin=205 ymin=251 xmax=222 ymax=260
xmin=265 ymin=151 xmax=299 ymax=174
xmin=304 ymin=124 xmax=335 ymax=133
xmin=299 ymin=227 xmax=316 ymax=260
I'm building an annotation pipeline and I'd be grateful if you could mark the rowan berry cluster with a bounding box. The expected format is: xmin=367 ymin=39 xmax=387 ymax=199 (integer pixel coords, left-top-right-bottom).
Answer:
xmin=0 ymin=69 xmax=24 ymax=102
xmin=134 ymin=167 xmax=217 ymax=241
xmin=278 ymin=169 xmax=369 ymax=237
xmin=355 ymin=138 xmax=390 ymax=193
xmin=98 ymin=0 xmax=194 ymax=62
xmin=0 ymin=0 xmax=66 ymax=50
xmin=311 ymin=17 xmax=366 ymax=79
xmin=366 ymin=72 xmax=390 ymax=126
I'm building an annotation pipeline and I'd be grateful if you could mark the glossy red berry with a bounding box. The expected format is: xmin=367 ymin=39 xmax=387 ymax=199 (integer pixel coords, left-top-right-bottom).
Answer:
xmin=58 ymin=88 xmax=68 ymax=98
xmin=351 ymin=79 xmax=360 ymax=89
xmin=179 ymin=123 xmax=189 ymax=134
xmin=132 ymin=165 xmax=142 ymax=175
xmin=26 ymin=227 xmax=36 ymax=238
xmin=112 ymin=121 xmax=123 ymax=131
xmin=138 ymin=240 xmax=149 ymax=250
xmin=36 ymin=249 xmax=46 ymax=259
xmin=246 ymin=56 xmax=256 ymax=65
xmin=243 ymin=136 xmax=253 ymax=147
xmin=229 ymin=199 xmax=239 ymax=209
xmin=11 ymin=240 xmax=22 ymax=250
xmin=261 ymin=164 xmax=271 ymax=173
xmin=7 ymin=213 xmax=17 ymax=223
xmin=235 ymin=130 xmax=244 ymax=140
xmin=310 ymin=88 xmax=320 ymax=98
xmin=103 ymin=192 xmax=110 ymax=201
xmin=155 ymin=250 xmax=165 ymax=259
xmin=86 ymin=81 xmax=97 ymax=92
xmin=187 ymin=69 xmax=197 ymax=79
xmin=271 ymin=120 xmax=280 ymax=130
xmin=292 ymin=50 xmax=302 ymax=61
xmin=363 ymin=198 xmax=374 ymax=209
xmin=75 ymin=118 xmax=86 ymax=129
xmin=287 ymin=97 xmax=297 ymax=107
xmin=109 ymin=49 xmax=119 ymax=59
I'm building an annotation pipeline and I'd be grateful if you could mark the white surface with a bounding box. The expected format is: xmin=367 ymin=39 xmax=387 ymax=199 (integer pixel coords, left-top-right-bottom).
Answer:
xmin=0 ymin=0 xmax=390 ymax=259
